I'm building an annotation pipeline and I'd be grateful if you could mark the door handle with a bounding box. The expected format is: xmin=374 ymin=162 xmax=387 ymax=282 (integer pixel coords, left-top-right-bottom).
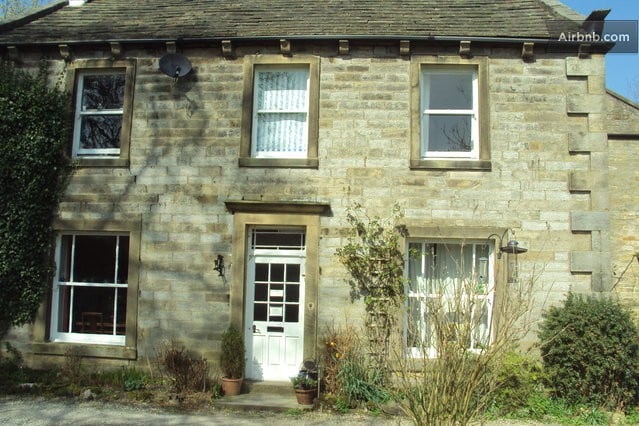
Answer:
xmin=252 ymin=325 xmax=261 ymax=333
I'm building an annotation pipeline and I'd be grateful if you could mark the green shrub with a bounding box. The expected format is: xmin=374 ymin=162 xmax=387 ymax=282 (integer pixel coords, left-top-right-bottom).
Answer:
xmin=538 ymin=293 xmax=639 ymax=410
xmin=490 ymin=352 xmax=547 ymax=415
xmin=0 ymin=61 xmax=71 ymax=338
xmin=336 ymin=352 xmax=390 ymax=407
xmin=219 ymin=325 xmax=245 ymax=379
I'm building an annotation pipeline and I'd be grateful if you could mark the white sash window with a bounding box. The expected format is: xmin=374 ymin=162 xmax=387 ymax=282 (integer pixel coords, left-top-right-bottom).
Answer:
xmin=252 ymin=66 xmax=310 ymax=158
xmin=406 ymin=241 xmax=494 ymax=358
xmin=72 ymin=70 xmax=125 ymax=157
xmin=50 ymin=233 xmax=129 ymax=346
xmin=421 ymin=67 xmax=479 ymax=159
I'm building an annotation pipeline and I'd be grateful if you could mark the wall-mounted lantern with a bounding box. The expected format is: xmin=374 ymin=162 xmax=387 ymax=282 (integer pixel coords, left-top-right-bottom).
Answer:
xmin=488 ymin=230 xmax=527 ymax=283
xmin=214 ymin=254 xmax=225 ymax=277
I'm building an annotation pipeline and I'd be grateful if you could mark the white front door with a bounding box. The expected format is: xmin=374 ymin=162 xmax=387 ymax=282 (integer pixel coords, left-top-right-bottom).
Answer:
xmin=245 ymin=229 xmax=306 ymax=381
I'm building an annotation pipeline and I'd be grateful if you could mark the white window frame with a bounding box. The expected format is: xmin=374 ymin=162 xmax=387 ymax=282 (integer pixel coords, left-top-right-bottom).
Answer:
xmin=420 ymin=67 xmax=479 ymax=159
xmin=50 ymin=232 xmax=129 ymax=346
xmin=251 ymin=65 xmax=310 ymax=159
xmin=405 ymin=240 xmax=494 ymax=358
xmin=72 ymin=69 xmax=125 ymax=158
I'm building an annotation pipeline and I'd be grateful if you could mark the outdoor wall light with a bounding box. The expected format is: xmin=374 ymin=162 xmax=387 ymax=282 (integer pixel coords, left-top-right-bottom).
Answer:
xmin=488 ymin=230 xmax=528 ymax=259
xmin=488 ymin=230 xmax=527 ymax=283
xmin=214 ymin=254 xmax=225 ymax=277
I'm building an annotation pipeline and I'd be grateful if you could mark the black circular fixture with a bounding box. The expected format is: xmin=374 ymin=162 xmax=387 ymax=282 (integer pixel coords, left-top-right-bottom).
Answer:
xmin=159 ymin=53 xmax=192 ymax=79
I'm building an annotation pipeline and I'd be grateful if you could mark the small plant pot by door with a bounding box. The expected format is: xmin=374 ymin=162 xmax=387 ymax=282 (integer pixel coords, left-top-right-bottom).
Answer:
xmin=294 ymin=388 xmax=317 ymax=405
xmin=221 ymin=377 xmax=243 ymax=396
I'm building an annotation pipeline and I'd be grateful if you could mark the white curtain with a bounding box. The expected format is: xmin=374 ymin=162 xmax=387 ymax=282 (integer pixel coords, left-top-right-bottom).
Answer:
xmin=254 ymin=69 xmax=308 ymax=156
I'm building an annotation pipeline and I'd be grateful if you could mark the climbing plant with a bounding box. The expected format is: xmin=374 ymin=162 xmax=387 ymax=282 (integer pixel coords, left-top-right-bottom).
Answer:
xmin=0 ymin=60 xmax=71 ymax=338
xmin=335 ymin=204 xmax=407 ymax=378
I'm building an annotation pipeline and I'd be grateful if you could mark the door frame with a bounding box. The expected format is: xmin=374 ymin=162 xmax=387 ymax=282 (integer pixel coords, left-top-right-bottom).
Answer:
xmin=229 ymin=211 xmax=320 ymax=379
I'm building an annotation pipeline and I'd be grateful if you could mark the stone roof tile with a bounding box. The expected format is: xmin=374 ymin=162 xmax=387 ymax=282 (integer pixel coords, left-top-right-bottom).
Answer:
xmin=0 ymin=0 xmax=582 ymax=45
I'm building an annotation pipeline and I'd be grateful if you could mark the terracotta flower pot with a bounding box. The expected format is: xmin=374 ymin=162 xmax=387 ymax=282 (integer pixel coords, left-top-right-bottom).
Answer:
xmin=221 ymin=377 xmax=243 ymax=396
xmin=294 ymin=388 xmax=317 ymax=405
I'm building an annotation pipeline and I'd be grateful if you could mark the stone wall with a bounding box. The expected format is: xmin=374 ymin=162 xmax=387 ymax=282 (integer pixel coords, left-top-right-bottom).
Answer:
xmin=5 ymin=42 xmax=626 ymax=364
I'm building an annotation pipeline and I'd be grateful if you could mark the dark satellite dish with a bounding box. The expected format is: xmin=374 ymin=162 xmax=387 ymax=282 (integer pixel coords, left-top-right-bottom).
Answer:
xmin=159 ymin=53 xmax=192 ymax=79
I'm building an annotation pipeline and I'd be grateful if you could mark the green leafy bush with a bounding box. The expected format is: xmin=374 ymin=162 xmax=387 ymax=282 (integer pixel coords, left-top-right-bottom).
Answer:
xmin=538 ymin=293 xmax=639 ymax=409
xmin=336 ymin=352 xmax=390 ymax=407
xmin=0 ymin=60 xmax=71 ymax=337
xmin=219 ymin=325 xmax=245 ymax=379
xmin=489 ymin=352 xmax=547 ymax=415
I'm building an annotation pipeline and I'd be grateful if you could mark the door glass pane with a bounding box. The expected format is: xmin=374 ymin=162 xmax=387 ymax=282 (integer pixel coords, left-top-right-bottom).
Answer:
xmin=254 ymin=304 xmax=267 ymax=321
xmin=271 ymin=264 xmax=285 ymax=282
xmin=270 ymin=284 xmax=284 ymax=301
xmin=255 ymin=284 xmax=268 ymax=301
xmin=255 ymin=263 xmax=268 ymax=281
xmin=285 ymin=305 xmax=299 ymax=323
xmin=269 ymin=304 xmax=283 ymax=322
xmin=286 ymin=264 xmax=300 ymax=282
xmin=285 ymin=283 xmax=299 ymax=302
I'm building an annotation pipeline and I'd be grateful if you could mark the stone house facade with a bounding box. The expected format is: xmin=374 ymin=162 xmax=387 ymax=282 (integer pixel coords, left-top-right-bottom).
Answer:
xmin=1 ymin=0 xmax=638 ymax=380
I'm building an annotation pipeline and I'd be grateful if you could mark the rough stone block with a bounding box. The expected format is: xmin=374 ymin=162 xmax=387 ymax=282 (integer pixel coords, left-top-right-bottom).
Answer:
xmin=566 ymin=94 xmax=605 ymax=114
xmin=571 ymin=211 xmax=610 ymax=231
xmin=568 ymin=132 xmax=607 ymax=153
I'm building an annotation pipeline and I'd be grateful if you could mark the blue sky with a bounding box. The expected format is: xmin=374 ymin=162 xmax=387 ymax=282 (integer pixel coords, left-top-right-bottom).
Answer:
xmin=560 ymin=0 xmax=639 ymax=101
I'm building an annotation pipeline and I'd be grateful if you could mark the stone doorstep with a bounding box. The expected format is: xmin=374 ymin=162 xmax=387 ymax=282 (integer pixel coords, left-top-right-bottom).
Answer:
xmin=214 ymin=380 xmax=315 ymax=412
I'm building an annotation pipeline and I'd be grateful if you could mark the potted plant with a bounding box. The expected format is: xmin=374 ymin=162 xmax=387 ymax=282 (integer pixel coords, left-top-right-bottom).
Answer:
xmin=291 ymin=374 xmax=318 ymax=405
xmin=219 ymin=325 xmax=245 ymax=396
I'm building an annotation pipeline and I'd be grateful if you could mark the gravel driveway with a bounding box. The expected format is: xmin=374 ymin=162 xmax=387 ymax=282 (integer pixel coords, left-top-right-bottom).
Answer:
xmin=0 ymin=395 xmax=408 ymax=425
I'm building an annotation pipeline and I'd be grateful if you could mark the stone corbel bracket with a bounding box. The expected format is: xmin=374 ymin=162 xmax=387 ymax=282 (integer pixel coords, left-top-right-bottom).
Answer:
xmin=522 ymin=42 xmax=534 ymax=62
xmin=221 ymin=40 xmax=234 ymax=58
xmin=58 ymin=44 xmax=71 ymax=62
xmin=459 ymin=40 xmax=471 ymax=57
xmin=338 ymin=39 xmax=349 ymax=55
xmin=110 ymin=42 xmax=123 ymax=59
xmin=6 ymin=45 xmax=20 ymax=62
xmin=280 ymin=39 xmax=291 ymax=56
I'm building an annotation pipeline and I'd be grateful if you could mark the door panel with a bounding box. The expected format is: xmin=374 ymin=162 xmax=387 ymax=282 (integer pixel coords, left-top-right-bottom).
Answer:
xmin=245 ymin=230 xmax=305 ymax=381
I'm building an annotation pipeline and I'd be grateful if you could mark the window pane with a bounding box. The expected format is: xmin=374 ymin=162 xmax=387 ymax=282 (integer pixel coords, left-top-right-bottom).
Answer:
xmin=425 ymin=115 xmax=472 ymax=153
xmin=58 ymin=235 xmax=73 ymax=282
xmin=73 ymin=235 xmax=117 ymax=283
xmin=71 ymin=286 xmax=118 ymax=334
xmin=286 ymin=264 xmax=300 ymax=283
xmin=255 ymin=113 xmax=306 ymax=154
xmin=426 ymin=73 xmax=473 ymax=110
xmin=117 ymin=236 xmax=129 ymax=284
xmin=79 ymin=115 xmax=122 ymax=150
xmin=81 ymin=74 xmax=125 ymax=110
xmin=115 ymin=288 xmax=127 ymax=335
xmin=253 ymin=231 xmax=305 ymax=249
xmin=256 ymin=70 xmax=308 ymax=111
xmin=56 ymin=285 xmax=72 ymax=333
